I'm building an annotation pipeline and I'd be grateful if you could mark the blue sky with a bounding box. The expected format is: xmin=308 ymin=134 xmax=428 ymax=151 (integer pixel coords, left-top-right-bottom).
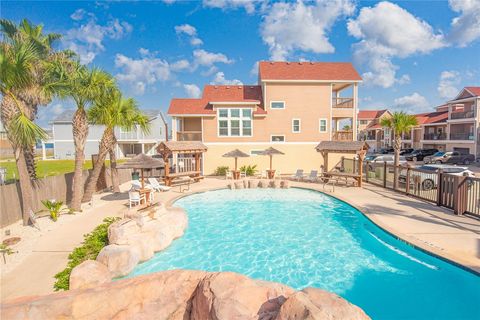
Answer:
xmin=2 ymin=0 xmax=479 ymax=126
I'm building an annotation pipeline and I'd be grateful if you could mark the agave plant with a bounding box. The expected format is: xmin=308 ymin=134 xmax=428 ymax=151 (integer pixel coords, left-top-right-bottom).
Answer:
xmin=41 ymin=199 xmax=63 ymax=222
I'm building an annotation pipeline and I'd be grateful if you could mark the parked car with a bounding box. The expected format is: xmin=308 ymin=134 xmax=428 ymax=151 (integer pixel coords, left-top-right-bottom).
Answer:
xmin=424 ymin=151 xmax=475 ymax=165
xmin=400 ymin=148 xmax=414 ymax=155
xmin=404 ymin=149 xmax=438 ymax=161
xmin=365 ymin=154 xmax=380 ymax=162
xmin=379 ymin=148 xmax=394 ymax=154
xmin=373 ymin=155 xmax=408 ymax=165
xmin=398 ymin=164 xmax=475 ymax=190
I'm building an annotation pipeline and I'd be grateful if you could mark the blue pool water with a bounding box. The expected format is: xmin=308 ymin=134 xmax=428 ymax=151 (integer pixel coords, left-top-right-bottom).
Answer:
xmin=129 ymin=188 xmax=480 ymax=319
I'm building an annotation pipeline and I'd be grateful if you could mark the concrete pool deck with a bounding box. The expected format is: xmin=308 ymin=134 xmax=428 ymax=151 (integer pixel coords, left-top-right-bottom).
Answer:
xmin=1 ymin=177 xmax=479 ymax=301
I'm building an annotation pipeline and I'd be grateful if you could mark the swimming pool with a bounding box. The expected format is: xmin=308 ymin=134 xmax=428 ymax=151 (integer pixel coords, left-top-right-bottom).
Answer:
xmin=128 ymin=188 xmax=480 ymax=319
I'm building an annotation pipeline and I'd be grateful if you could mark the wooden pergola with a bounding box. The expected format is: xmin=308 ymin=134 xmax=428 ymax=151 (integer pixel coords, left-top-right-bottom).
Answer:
xmin=156 ymin=141 xmax=208 ymax=186
xmin=315 ymin=141 xmax=369 ymax=187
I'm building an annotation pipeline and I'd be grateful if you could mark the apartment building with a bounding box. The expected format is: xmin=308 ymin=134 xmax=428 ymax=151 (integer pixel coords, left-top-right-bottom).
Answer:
xmin=52 ymin=109 xmax=167 ymax=159
xmin=357 ymin=109 xmax=392 ymax=152
xmin=168 ymin=61 xmax=362 ymax=174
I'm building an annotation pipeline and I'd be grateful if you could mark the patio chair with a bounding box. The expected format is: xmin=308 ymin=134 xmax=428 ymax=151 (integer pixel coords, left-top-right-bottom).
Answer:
xmin=225 ymin=171 xmax=233 ymax=180
xmin=129 ymin=191 xmax=145 ymax=209
xmin=305 ymin=170 xmax=319 ymax=182
xmin=148 ymin=177 xmax=172 ymax=192
xmin=255 ymin=170 xmax=268 ymax=179
xmin=291 ymin=169 xmax=304 ymax=181
xmin=274 ymin=170 xmax=282 ymax=179
xmin=131 ymin=180 xmax=153 ymax=191
xmin=240 ymin=171 xmax=247 ymax=178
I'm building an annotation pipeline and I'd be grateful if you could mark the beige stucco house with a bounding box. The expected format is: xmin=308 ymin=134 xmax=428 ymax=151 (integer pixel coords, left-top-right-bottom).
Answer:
xmin=168 ymin=61 xmax=362 ymax=174
xmin=357 ymin=109 xmax=392 ymax=152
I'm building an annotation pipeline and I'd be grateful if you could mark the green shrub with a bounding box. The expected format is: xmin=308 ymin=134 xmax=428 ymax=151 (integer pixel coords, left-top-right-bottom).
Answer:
xmin=240 ymin=164 xmax=258 ymax=176
xmin=214 ymin=166 xmax=229 ymax=176
xmin=41 ymin=199 xmax=63 ymax=221
xmin=53 ymin=217 xmax=120 ymax=291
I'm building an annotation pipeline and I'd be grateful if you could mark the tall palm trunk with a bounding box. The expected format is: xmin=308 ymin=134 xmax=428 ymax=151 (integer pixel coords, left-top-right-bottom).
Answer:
xmin=393 ymin=133 xmax=402 ymax=190
xmin=24 ymin=145 xmax=37 ymax=179
xmin=109 ymin=146 xmax=120 ymax=193
xmin=82 ymin=127 xmax=116 ymax=203
xmin=1 ymin=98 xmax=35 ymax=225
xmin=70 ymin=108 xmax=89 ymax=211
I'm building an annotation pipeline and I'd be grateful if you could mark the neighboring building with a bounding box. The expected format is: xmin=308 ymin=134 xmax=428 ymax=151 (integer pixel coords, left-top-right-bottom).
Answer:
xmin=168 ymin=61 xmax=362 ymax=174
xmin=52 ymin=109 xmax=167 ymax=159
xmin=0 ymin=119 xmax=13 ymax=159
xmin=357 ymin=109 xmax=392 ymax=152
xmin=414 ymin=106 xmax=449 ymax=151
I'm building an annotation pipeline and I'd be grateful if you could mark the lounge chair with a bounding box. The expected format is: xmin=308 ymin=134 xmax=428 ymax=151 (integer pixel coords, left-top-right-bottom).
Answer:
xmin=148 ymin=177 xmax=172 ymax=192
xmin=240 ymin=171 xmax=247 ymax=178
xmin=305 ymin=170 xmax=318 ymax=182
xmin=291 ymin=169 xmax=304 ymax=181
xmin=225 ymin=171 xmax=233 ymax=179
xmin=128 ymin=191 xmax=145 ymax=209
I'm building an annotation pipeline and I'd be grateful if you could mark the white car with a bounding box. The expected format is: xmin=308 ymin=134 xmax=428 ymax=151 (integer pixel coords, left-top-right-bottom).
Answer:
xmin=399 ymin=164 xmax=475 ymax=190
xmin=372 ymin=155 xmax=408 ymax=165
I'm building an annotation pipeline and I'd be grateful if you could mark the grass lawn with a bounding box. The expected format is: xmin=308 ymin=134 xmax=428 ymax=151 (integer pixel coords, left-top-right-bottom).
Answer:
xmin=0 ymin=159 xmax=124 ymax=181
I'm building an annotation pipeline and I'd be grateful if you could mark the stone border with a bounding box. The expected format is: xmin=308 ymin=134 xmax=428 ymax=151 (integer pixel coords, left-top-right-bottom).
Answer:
xmin=166 ymin=179 xmax=480 ymax=277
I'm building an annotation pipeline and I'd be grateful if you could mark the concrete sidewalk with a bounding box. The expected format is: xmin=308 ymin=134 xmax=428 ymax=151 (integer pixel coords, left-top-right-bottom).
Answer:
xmin=1 ymin=177 xmax=479 ymax=301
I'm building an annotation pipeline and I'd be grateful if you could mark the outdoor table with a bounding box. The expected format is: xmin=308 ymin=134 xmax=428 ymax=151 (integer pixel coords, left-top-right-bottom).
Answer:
xmin=232 ymin=170 xmax=241 ymax=180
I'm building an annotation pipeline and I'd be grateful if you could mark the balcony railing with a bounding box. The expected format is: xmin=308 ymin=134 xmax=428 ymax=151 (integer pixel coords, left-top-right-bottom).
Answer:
xmin=450 ymin=110 xmax=475 ymax=120
xmin=450 ymin=132 xmax=474 ymax=140
xmin=332 ymin=130 xmax=353 ymax=141
xmin=176 ymin=131 xmax=202 ymax=141
xmin=332 ymin=97 xmax=353 ymax=108
xmin=423 ymin=133 xmax=447 ymax=140
xmin=119 ymin=131 xmax=142 ymax=140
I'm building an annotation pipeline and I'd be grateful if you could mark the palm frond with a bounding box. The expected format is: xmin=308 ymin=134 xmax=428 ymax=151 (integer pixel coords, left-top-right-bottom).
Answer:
xmin=8 ymin=113 xmax=47 ymax=147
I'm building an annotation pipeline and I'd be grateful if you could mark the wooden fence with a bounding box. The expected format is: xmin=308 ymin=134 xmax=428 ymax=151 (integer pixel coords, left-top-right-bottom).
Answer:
xmin=0 ymin=168 xmax=132 ymax=227
xmin=362 ymin=160 xmax=480 ymax=218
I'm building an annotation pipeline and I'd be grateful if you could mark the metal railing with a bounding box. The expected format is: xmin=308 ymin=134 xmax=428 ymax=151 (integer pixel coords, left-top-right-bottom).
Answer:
xmin=364 ymin=161 xmax=480 ymax=217
xmin=423 ymin=133 xmax=447 ymax=140
xmin=332 ymin=130 xmax=353 ymax=141
xmin=176 ymin=131 xmax=202 ymax=141
xmin=450 ymin=110 xmax=475 ymax=120
xmin=450 ymin=132 xmax=474 ymax=140
xmin=332 ymin=97 xmax=353 ymax=108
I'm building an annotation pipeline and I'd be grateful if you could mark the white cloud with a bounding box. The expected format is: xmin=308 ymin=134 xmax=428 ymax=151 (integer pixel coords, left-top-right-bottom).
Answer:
xmin=175 ymin=24 xmax=203 ymax=46
xmin=171 ymin=59 xmax=191 ymax=71
xmin=211 ymin=72 xmax=243 ymax=85
xmin=393 ymin=92 xmax=430 ymax=113
xmin=203 ymin=0 xmax=259 ymax=14
xmin=348 ymin=1 xmax=446 ymax=88
xmin=70 ymin=9 xmax=86 ymax=21
xmin=261 ymin=0 xmax=355 ymax=60
xmin=193 ymin=49 xmax=233 ymax=67
xmin=115 ymin=54 xmax=171 ymax=95
xmin=437 ymin=70 xmax=461 ymax=100
xmin=183 ymin=84 xmax=202 ymax=98
xmin=447 ymin=0 xmax=480 ymax=47
xmin=65 ymin=13 xmax=132 ymax=64
xmin=250 ymin=61 xmax=259 ymax=76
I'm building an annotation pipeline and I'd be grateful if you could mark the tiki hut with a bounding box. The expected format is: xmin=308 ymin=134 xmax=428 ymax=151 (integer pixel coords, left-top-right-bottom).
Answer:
xmin=118 ymin=153 xmax=164 ymax=188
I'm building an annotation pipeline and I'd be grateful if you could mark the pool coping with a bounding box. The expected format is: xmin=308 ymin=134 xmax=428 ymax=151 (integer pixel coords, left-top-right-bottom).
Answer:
xmin=165 ymin=183 xmax=480 ymax=277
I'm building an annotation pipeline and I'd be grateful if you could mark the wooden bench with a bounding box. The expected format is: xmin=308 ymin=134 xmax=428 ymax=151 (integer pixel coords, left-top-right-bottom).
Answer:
xmin=321 ymin=171 xmax=361 ymax=188
xmin=164 ymin=171 xmax=203 ymax=186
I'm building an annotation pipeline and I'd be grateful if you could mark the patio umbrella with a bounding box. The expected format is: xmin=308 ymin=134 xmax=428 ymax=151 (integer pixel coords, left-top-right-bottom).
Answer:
xmin=259 ymin=147 xmax=285 ymax=171
xmin=118 ymin=153 xmax=164 ymax=188
xmin=222 ymin=149 xmax=250 ymax=171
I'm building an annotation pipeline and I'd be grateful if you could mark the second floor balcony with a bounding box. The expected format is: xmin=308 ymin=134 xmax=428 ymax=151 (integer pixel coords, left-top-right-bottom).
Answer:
xmin=450 ymin=132 xmax=475 ymax=140
xmin=176 ymin=131 xmax=202 ymax=141
xmin=333 ymin=130 xmax=353 ymax=141
xmin=450 ymin=110 xmax=475 ymax=120
xmin=423 ymin=132 xmax=447 ymax=140
xmin=332 ymin=97 xmax=353 ymax=108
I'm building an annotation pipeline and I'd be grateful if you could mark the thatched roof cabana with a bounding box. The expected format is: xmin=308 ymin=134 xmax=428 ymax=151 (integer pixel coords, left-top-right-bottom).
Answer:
xmin=259 ymin=147 xmax=284 ymax=177
xmin=118 ymin=153 xmax=164 ymax=188
xmin=222 ymin=149 xmax=249 ymax=173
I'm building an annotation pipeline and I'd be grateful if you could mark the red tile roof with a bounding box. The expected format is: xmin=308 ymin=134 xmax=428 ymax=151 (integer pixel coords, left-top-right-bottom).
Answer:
xmin=358 ymin=109 xmax=388 ymax=119
xmin=414 ymin=111 xmax=448 ymax=125
xmin=168 ymin=85 xmax=266 ymax=115
xmin=465 ymin=86 xmax=480 ymax=96
xmin=258 ymin=61 xmax=362 ymax=81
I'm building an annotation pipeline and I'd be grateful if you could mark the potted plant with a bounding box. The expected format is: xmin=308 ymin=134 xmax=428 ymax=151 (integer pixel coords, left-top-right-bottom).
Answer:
xmin=41 ymin=199 xmax=63 ymax=222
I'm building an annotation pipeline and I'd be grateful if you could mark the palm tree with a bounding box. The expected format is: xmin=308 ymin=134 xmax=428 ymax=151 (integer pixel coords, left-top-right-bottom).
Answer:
xmin=82 ymin=92 xmax=150 ymax=203
xmin=380 ymin=112 xmax=418 ymax=189
xmin=57 ymin=62 xmax=115 ymax=212
xmin=1 ymin=18 xmax=66 ymax=179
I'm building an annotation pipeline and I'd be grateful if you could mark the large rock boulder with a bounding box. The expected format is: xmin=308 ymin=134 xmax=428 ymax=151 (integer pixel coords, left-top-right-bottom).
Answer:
xmin=281 ymin=180 xmax=290 ymax=189
xmin=108 ymin=219 xmax=141 ymax=245
xmin=69 ymin=260 xmax=111 ymax=290
xmin=191 ymin=272 xmax=294 ymax=319
xmin=259 ymin=179 xmax=269 ymax=188
xmin=234 ymin=181 xmax=245 ymax=189
xmin=96 ymin=245 xmax=140 ymax=278
xmin=248 ymin=179 xmax=259 ymax=189
xmin=1 ymin=270 xmax=370 ymax=320
xmin=276 ymin=288 xmax=370 ymax=320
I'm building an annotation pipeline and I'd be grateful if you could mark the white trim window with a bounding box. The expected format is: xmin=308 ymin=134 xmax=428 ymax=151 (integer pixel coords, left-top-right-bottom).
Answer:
xmin=270 ymin=101 xmax=285 ymax=109
xmin=271 ymin=135 xmax=285 ymax=142
xmin=319 ymin=119 xmax=328 ymax=133
xmin=292 ymin=119 xmax=301 ymax=133
xmin=218 ymin=108 xmax=253 ymax=137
